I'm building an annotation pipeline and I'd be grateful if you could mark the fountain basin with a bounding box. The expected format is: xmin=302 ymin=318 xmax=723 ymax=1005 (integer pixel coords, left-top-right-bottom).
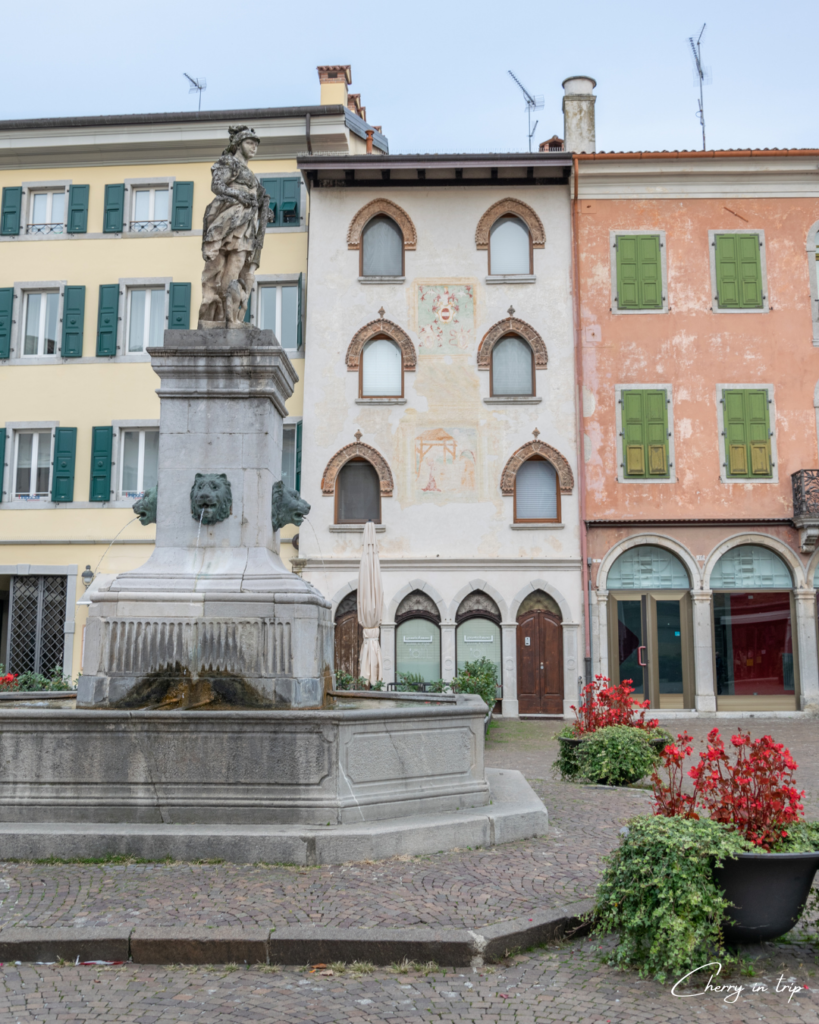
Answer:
xmin=0 ymin=693 xmax=490 ymax=826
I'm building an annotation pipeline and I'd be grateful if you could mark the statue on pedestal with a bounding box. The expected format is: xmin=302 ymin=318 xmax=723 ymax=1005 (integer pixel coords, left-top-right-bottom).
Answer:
xmin=198 ymin=125 xmax=269 ymax=328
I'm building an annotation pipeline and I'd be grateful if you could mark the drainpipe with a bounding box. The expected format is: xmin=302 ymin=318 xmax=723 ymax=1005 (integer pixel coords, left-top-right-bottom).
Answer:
xmin=572 ymin=153 xmax=592 ymax=684
xmin=305 ymin=112 xmax=312 ymax=155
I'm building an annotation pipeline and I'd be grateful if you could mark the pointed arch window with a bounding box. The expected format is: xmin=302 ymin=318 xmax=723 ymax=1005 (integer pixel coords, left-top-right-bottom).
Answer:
xmin=489 ymin=215 xmax=532 ymax=275
xmin=361 ymin=336 xmax=403 ymax=397
xmin=491 ymin=335 xmax=534 ymax=396
xmin=362 ymin=216 xmax=404 ymax=277
xmin=336 ymin=459 xmax=381 ymax=524
xmin=514 ymin=457 xmax=559 ymax=523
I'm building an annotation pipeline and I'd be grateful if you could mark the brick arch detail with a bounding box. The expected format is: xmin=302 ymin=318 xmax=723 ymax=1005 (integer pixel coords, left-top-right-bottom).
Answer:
xmin=475 ymin=198 xmax=545 ymax=250
xmin=345 ymin=318 xmax=417 ymax=372
xmin=321 ymin=442 xmax=394 ymax=496
xmin=347 ymin=199 xmax=417 ymax=250
xmin=477 ymin=318 xmax=548 ymax=370
xmin=501 ymin=441 xmax=574 ymax=496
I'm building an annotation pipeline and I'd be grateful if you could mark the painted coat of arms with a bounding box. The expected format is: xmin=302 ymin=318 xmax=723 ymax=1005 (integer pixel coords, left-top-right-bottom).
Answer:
xmin=417 ymin=285 xmax=475 ymax=353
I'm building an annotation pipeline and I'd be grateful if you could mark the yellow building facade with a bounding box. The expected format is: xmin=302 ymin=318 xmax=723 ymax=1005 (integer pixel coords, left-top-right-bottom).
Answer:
xmin=0 ymin=65 xmax=387 ymax=682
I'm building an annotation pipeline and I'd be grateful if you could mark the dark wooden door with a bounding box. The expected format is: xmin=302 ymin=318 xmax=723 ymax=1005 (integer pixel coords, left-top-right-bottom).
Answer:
xmin=334 ymin=611 xmax=363 ymax=680
xmin=516 ymin=610 xmax=563 ymax=714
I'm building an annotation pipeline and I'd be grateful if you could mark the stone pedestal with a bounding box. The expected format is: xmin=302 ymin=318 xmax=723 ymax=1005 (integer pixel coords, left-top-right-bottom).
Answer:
xmin=77 ymin=328 xmax=332 ymax=708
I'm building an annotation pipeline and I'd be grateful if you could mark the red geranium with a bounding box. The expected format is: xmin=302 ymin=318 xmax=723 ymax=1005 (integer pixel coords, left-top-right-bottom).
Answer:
xmin=0 ymin=672 xmax=19 ymax=691
xmin=569 ymin=675 xmax=659 ymax=736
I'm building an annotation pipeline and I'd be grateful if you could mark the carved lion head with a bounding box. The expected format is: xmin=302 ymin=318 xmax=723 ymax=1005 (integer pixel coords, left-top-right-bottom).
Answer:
xmin=271 ymin=480 xmax=311 ymax=532
xmin=132 ymin=486 xmax=157 ymax=526
xmin=190 ymin=473 xmax=232 ymax=525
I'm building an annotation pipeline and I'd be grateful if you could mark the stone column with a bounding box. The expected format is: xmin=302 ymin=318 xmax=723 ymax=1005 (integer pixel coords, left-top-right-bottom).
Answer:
xmin=562 ymin=622 xmax=581 ymax=717
xmin=692 ymin=590 xmax=717 ymax=712
xmin=595 ymin=590 xmax=609 ymax=679
xmin=501 ymin=622 xmax=519 ymax=717
xmin=440 ymin=623 xmax=456 ymax=683
xmin=793 ymin=588 xmax=819 ymax=711
xmin=380 ymin=623 xmax=396 ymax=686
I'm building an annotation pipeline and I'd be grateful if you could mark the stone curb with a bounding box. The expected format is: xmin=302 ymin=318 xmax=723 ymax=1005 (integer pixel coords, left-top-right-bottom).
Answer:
xmin=0 ymin=903 xmax=593 ymax=967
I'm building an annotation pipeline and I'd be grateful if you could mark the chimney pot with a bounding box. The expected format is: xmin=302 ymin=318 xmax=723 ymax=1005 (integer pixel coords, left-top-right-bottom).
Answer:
xmin=366 ymin=129 xmax=374 ymax=155
xmin=562 ymin=76 xmax=596 ymax=153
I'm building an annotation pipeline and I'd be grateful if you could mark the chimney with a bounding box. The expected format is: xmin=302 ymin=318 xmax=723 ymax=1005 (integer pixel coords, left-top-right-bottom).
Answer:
xmin=347 ymin=93 xmax=364 ymax=119
xmin=562 ymin=76 xmax=596 ymax=153
xmin=317 ymin=65 xmax=351 ymax=107
xmin=539 ymin=135 xmax=565 ymax=152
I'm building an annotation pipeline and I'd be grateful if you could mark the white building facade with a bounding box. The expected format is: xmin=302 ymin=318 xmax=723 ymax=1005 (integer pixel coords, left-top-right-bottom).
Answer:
xmin=296 ymin=151 xmax=582 ymax=717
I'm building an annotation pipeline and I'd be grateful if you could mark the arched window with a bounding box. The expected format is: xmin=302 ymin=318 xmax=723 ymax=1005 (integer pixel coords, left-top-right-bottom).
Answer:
xmin=334 ymin=591 xmax=362 ymax=682
xmin=361 ymin=215 xmax=404 ymax=277
xmin=336 ymin=459 xmax=381 ymax=524
xmin=514 ymin=457 xmax=559 ymax=522
xmin=455 ymin=591 xmax=501 ymax=685
xmin=607 ymin=546 xmax=690 ymax=589
xmin=491 ymin=335 xmax=534 ymax=396
xmin=395 ymin=590 xmax=441 ymax=683
xmin=489 ymin=215 xmax=531 ymax=275
xmin=360 ymin=336 xmax=403 ymax=397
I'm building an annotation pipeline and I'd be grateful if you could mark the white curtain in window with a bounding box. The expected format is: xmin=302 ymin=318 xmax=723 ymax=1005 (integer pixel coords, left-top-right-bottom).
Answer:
xmin=516 ymin=459 xmax=557 ymax=520
xmin=492 ymin=336 xmax=533 ymax=395
xmin=259 ymin=286 xmax=276 ymax=331
xmin=490 ymin=216 xmax=530 ymax=275
xmin=143 ymin=432 xmax=159 ymax=491
xmin=281 ymin=285 xmax=298 ymax=348
xmin=362 ymin=216 xmax=403 ymax=276
xmin=362 ymin=338 xmax=402 ymax=396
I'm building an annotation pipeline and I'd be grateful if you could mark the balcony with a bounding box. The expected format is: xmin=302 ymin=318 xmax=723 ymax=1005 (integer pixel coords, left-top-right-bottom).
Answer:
xmin=26 ymin=223 xmax=64 ymax=236
xmin=129 ymin=220 xmax=170 ymax=234
xmin=792 ymin=470 xmax=819 ymax=551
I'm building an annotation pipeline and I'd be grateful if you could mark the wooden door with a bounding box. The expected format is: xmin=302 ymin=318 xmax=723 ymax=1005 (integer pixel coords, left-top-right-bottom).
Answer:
xmin=334 ymin=611 xmax=363 ymax=680
xmin=516 ymin=610 xmax=563 ymax=714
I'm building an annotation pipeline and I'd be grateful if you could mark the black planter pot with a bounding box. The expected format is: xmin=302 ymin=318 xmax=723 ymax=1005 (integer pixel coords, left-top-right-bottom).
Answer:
xmin=714 ymin=850 xmax=819 ymax=943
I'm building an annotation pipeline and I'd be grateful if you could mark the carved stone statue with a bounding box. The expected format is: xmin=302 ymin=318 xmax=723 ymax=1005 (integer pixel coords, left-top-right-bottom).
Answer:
xmin=198 ymin=126 xmax=269 ymax=329
xmin=132 ymin=486 xmax=157 ymax=525
xmin=271 ymin=480 xmax=310 ymax=532
xmin=190 ymin=474 xmax=232 ymax=524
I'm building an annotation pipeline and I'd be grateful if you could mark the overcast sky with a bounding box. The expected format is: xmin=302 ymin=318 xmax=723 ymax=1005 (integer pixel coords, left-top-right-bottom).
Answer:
xmin=2 ymin=0 xmax=814 ymax=154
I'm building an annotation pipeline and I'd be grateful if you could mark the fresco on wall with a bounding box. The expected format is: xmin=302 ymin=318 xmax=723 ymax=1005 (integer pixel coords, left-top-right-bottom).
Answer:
xmin=417 ymin=285 xmax=475 ymax=354
xmin=414 ymin=427 xmax=478 ymax=500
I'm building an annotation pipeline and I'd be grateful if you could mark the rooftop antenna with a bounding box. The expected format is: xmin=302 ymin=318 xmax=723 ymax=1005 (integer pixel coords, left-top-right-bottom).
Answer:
xmin=687 ymin=25 xmax=711 ymax=151
xmin=183 ymin=73 xmax=207 ymax=111
xmin=507 ymin=70 xmax=544 ymax=153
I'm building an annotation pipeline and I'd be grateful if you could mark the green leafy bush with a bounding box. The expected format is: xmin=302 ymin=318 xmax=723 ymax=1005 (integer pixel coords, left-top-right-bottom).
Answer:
xmin=594 ymin=815 xmax=753 ymax=981
xmin=394 ymin=673 xmax=445 ymax=693
xmin=450 ymin=657 xmax=498 ymax=712
xmin=577 ymin=725 xmax=659 ymax=786
xmin=0 ymin=665 xmax=72 ymax=692
xmin=334 ymin=671 xmax=367 ymax=691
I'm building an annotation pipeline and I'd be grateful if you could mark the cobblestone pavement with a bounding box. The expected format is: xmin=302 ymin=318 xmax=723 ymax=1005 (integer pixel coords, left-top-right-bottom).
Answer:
xmin=0 ymin=937 xmax=816 ymax=1023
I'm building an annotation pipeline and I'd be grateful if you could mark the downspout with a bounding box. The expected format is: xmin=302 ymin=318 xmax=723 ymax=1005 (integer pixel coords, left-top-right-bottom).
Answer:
xmin=305 ymin=112 xmax=312 ymax=155
xmin=572 ymin=153 xmax=592 ymax=683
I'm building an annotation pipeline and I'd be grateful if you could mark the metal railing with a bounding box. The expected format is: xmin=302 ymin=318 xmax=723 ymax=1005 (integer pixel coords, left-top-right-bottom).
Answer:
xmin=792 ymin=469 xmax=819 ymax=518
xmin=26 ymin=223 xmax=64 ymax=235
xmin=129 ymin=219 xmax=170 ymax=233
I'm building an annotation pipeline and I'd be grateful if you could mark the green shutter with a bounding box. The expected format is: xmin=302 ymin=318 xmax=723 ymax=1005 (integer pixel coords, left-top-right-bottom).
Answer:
xmin=244 ymin=292 xmax=252 ymax=323
xmin=1 ymin=187 xmax=22 ymax=235
xmin=171 ymin=181 xmax=194 ymax=231
xmin=616 ymin=235 xmax=662 ymax=310
xmin=281 ymin=178 xmax=300 ymax=224
xmin=296 ymin=272 xmax=303 ymax=349
xmin=616 ymin=236 xmax=639 ymax=309
xmin=89 ymin=426 xmax=113 ymax=501
xmin=67 ymin=185 xmax=89 ymax=234
xmin=723 ymin=389 xmax=771 ymax=477
xmin=51 ymin=427 xmax=77 ymax=503
xmin=60 ymin=286 xmax=85 ymax=358
xmin=168 ymin=283 xmax=191 ymax=330
xmin=295 ymin=420 xmax=302 ymax=493
xmin=716 ymin=234 xmax=763 ymax=309
xmin=0 ymin=288 xmax=13 ymax=359
xmin=103 ymin=184 xmax=125 ymax=233
xmin=0 ymin=428 xmax=6 ymax=501
xmin=96 ymin=284 xmax=119 ymax=356
xmin=260 ymin=178 xmax=281 ymax=225
xmin=622 ymin=389 xmax=669 ymax=477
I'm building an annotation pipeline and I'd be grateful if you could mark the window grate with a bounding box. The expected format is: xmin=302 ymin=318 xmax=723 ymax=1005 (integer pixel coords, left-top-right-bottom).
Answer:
xmin=7 ymin=575 xmax=67 ymax=676
xmin=129 ymin=220 xmax=170 ymax=233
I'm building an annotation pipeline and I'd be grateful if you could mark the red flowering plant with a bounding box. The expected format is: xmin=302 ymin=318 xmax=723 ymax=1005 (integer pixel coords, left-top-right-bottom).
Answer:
xmin=652 ymin=727 xmax=805 ymax=850
xmin=0 ymin=672 xmax=19 ymax=691
xmin=569 ymin=675 xmax=659 ymax=736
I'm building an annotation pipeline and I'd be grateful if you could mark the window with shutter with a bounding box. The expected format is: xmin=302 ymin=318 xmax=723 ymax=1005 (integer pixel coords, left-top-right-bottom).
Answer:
xmin=168 ymin=283 xmax=191 ymax=330
xmin=361 ymin=337 xmax=402 ymax=397
xmin=723 ymin=389 xmax=772 ymax=478
xmin=621 ymin=389 xmax=669 ymax=478
xmin=1 ymin=187 xmax=22 ymax=236
xmin=103 ymin=184 xmax=125 ymax=233
xmin=0 ymin=288 xmax=14 ymax=359
xmin=61 ymin=286 xmax=85 ymax=358
xmin=51 ymin=427 xmax=77 ymax=502
xmin=0 ymin=428 xmax=6 ymax=500
xmin=89 ymin=426 xmax=113 ymax=501
xmin=14 ymin=431 xmax=52 ymax=497
xmin=171 ymin=182 xmax=194 ymax=231
xmin=715 ymin=233 xmax=763 ymax=309
xmin=67 ymin=185 xmax=89 ymax=234
xmin=96 ymin=285 xmax=119 ymax=356
xmin=259 ymin=177 xmax=301 ymax=227
xmin=615 ymin=235 xmax=663 ymax=310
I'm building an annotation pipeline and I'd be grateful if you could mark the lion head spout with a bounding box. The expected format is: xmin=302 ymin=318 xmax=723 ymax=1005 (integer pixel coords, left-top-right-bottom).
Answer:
xmin=132 ymin=486 xmax=158 ymax=526
xmin=271 ymin=480 xmax=310 ymax=532
xmin=190 ymin=473 xmax=232 ymax=525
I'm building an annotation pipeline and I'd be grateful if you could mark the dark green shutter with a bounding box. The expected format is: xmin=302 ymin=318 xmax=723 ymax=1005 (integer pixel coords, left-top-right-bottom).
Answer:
xmin=244 ymin=292 xmax=252 ymax=323
xmin=96 ymin=284 xmax=119 ymax=356
xmin=171 ymin=181 xmax=194 ymax=231
xmin=724 ymin=390 xmax=748 ymax=475
xmin=295 ymin=420 xmax=302 ymax=493
xmin=296 ymin=272 xmax=303 ymax=349
xmin=103 ymin=184 xmax=125 ymax=233
xmin=723 ymin=389 xmax=771 ymax=477
xmin=622 ymin=389 xmax=668 ymax=477
xmin=616 ymin=235 xmax=662 ymax=310
xmin=51 ymin=427 xmax=77 ymax=502
xmin=168 ymin=283 xmax=191 ymax=330
xmin=716 ymin=234 xmax=762 ymax=309
xmin=67 ymin=185 xmax=89 ymax=234
xmin=622 ymin=390 xmax=646 ymax=475
xmin=747 ymin=390 xmax=771 ymax=474
xmin=644 ymin=390 xmax=668 ymax=475
xmin=1 ymin=187 xmax=22 ymax=236
xmin=0 ymin=428 xmax=5 ymax=501
xmin=61 ymin=286 xmax=85 ymax=357
xmin=89 ymin=426 xmax=113 ymax=501
xmin=260 ymin=178 xmax=281 ymax=225
xmin=281 ymin=178 xmax=300 ymax=224
xmin=0 ymin=288 xmax=13 ymax=359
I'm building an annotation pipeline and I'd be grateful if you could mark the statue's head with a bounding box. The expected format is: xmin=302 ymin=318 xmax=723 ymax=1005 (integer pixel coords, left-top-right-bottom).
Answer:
xmin=190 ymin=473 xmax=232 ymax=525
xmin=271 ymin=480 xmax=311 ymax=532
xmin=132 ymin=486 xmax=157 ymax=526
xmin=224 ymin=124 xmax=260 ymax=158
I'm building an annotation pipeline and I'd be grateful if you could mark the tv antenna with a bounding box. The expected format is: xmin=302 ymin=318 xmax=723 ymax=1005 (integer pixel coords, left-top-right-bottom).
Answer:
xmin=687 ymin=25 xmax=711 ymax=150
xmin=183 ymin=73 xmax=207 ymax=111
xmin=508 ymin=70 xmax=544 ymax=152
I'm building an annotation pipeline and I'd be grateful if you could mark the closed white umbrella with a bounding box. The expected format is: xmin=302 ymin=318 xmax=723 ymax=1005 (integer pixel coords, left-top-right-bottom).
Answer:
xmin=357 ymin=520 xmax=383 ymax=688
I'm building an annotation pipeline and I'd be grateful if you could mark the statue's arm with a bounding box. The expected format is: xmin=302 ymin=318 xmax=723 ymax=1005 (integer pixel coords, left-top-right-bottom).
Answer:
xmin=210 ymin=160 xmax=257 ymax=207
